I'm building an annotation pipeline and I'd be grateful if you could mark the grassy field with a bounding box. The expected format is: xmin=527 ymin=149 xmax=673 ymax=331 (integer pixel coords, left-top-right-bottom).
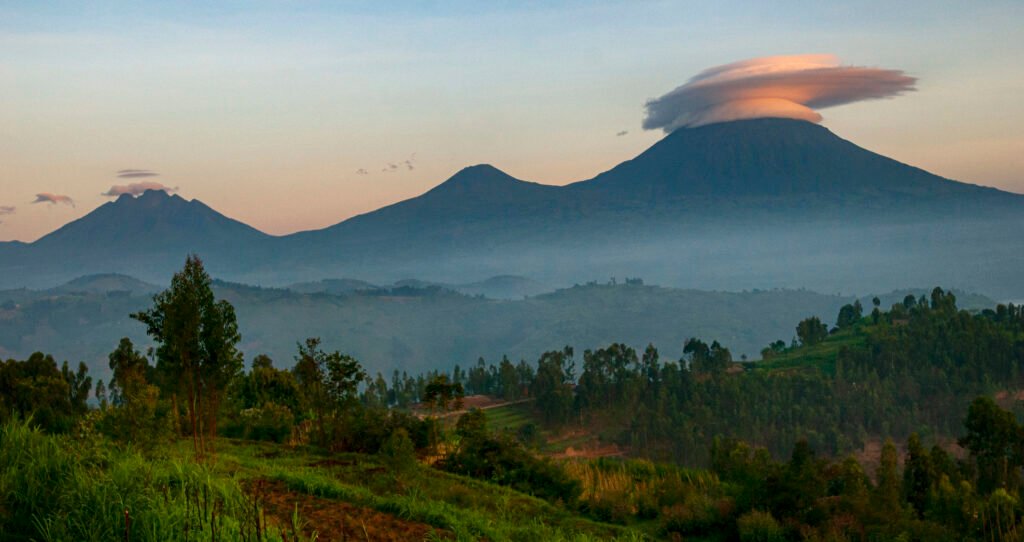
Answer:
xmin=748 ymin=326 xmax=866 ymax=374
xmin=0 ymin=419 xmax=651 ymax=541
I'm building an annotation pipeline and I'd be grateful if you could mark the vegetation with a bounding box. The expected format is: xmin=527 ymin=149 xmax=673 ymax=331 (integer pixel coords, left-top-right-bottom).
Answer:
xmin=4 ymin=256 xmax=1024 ymax=539
xmin=0 ymin=276 xmax=874 ymax=378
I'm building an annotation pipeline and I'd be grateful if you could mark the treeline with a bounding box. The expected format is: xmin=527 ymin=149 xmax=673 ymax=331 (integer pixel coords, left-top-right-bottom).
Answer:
xmin=654 ymin=396 xmax=1024 ymax=540
xmin=6 ymin=260 xmax=1024 ymax=471
xmin=406 ymin=288 xmax=1024 ymax=465
xmin=0 ymin=353 xmax=91 ymax=433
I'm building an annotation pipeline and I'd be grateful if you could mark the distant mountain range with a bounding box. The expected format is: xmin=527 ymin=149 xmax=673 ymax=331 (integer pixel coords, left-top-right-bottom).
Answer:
xmin=1 ymin=118 xmax=1022 ymax=297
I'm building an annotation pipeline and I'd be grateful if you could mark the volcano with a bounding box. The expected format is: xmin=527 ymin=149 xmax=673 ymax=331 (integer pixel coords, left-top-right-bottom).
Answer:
xmin=1 ymin=118 xmax=1021 ymax=296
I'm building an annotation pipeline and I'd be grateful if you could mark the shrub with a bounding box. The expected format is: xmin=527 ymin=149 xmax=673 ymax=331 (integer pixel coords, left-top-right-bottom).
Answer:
xmin=442 ymin=411 xmax=580 ymax=504
xmin=737 ymin=510 xmax=785 ymax=542
xmin=381 ymin=427 xmax=417 ymax=475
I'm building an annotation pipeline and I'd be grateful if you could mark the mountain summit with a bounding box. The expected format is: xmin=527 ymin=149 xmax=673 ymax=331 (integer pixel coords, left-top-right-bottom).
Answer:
xmin=571 ymin=118 xmax=1003 ymax=202
xmin=34 ymin=189 xmax=269 ymax=250
xmin=1 ymin=120 xmax=1022 ymax=296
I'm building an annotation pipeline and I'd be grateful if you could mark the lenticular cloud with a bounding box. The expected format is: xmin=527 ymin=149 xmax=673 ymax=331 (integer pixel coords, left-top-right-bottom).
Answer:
xmin=32 ymin=193 xmax=75 ymax=207
xmin=643 ymin=54 xmax=917 ymax=131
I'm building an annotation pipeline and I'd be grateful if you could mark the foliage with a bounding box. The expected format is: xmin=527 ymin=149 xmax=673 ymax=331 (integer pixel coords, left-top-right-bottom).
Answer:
xmin=99 ymin=337 xmax=170 ymax=447
xmin=795 ymin=315 xmax=829 ymax=346
xmin=131 ymin=255 xmax=243 ymax=457
xmin=0 ymin=352 xmax=91 ymax=433
xmin=442 ymin=409 xmax=582 ymax=505
xmin=736 ymin=510 xmax=784 ymax=542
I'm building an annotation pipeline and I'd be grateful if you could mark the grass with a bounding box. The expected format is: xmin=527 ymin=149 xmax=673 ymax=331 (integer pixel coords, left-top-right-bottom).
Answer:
xmin=750 ymin=327 xmax=866 ymax=374
xmin=485 ymin=403 xmax=534 ymax=434
xmin=218 ymin=439 xmax=636 ymax=541
xmin=0 ymin=418 xmax=647 ymax=541
xmin=0 ymin=418 xmax=287 ymax=542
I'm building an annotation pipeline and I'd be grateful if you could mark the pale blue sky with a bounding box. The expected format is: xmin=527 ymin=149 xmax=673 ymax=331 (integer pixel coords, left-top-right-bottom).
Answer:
xmin=1 ymin=1 xmax=1022 ymax=240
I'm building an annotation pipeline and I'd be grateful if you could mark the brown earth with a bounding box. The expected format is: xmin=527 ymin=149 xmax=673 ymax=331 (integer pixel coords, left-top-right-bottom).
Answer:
xmin=245 ymin=479 xmax=449 ymax=541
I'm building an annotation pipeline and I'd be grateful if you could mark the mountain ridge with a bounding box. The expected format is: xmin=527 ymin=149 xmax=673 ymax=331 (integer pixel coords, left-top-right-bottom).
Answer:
xmin=2 ymin=118 xmax=1023 ymax=296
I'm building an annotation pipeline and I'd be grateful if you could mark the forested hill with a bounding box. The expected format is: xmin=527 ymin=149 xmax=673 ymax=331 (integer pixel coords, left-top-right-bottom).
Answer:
xmin=443 ymin=288 xmax=1024 ymax=467
xmin=0 ymin=276 xmax=878 ymax=380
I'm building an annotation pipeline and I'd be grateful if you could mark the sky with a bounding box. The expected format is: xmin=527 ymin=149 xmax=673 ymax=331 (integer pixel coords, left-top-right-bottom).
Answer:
xmin=1 ymin=1 xmax=1022 ymax=242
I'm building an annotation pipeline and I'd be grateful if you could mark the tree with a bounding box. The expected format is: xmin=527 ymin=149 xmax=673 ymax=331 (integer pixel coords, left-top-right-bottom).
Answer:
xmin=0 ymin=352 xmax=91 ymax=432
xmin=292 ymin=337 xmax=367 ymax=447
xmin=795 ymin=316 xmax=828 ymax=346
xmin=903 ymin=433 xmax=933 ymax=517
xmin=108 ymin=337 xmax=150 ymax=407
xmin=105 ymin=338 xmax=163 ymax=445
xmin=423 ymin=374 xmax=464 ymax=414
xmin=684 ymin=338 xmax=732 ymax=373
xmin=959 ymin=396 xmax=1023 ymax=493
xmin=131 ymin=255 xmax=242 ymax=458
xmin=60 ymin=361 xmax=92 ymax=416
xmin=874 ymin=439 xmax=903 ymax=518
xmin=836 ymin=301 xmax=863 ymax=329
xmin=532 ymin=347 xmax=575 ymax=426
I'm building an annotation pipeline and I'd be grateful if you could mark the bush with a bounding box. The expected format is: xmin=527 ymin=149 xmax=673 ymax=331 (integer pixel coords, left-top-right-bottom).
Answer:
xmin=661 ymin=494 xmax=731 ymax=537
xmin=230 ymin=402 xmax=295 ymax=443
xmin=337 ymin=407 xmax=435 ymax=454
xmin=516 ymin=422 xmax=543 ymax=449
xmin=381 ymin=427 xmax=417 ymax=474
xmin=737 ymin=510 xmax=785 ymax=542
xmin=442 ymin=412 xmax=580 ymax=504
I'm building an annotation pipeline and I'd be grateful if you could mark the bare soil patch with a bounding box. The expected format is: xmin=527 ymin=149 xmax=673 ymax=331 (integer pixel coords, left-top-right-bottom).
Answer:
xmin=245 ymin=479 xmax=448 ymax=541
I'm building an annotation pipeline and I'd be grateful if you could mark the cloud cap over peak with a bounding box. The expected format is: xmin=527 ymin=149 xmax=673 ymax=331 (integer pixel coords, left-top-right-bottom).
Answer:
xmin=643 ymin=54 xmax=916 ymax=131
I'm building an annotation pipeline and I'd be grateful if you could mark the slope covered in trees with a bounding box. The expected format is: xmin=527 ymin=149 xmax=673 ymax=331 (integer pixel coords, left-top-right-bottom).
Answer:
xmin=0 ymin=276 xmax=876 ymax=379
xmin=4 ymin=257 xmax=1024 ymax=540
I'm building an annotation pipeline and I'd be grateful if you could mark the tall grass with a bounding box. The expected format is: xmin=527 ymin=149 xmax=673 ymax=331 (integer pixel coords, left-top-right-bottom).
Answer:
xmin=565 ymin=457 xmax=721 ymax=524
xmin=0 ymin=419 xmax=290 ymax=541
xmin=0 ymin=419 xmax=647 ymax=541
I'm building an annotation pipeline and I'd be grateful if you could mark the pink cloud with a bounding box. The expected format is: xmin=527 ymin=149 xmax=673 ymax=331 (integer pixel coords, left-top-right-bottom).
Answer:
xmin=32 ymin=193 xmax=75 ymax=207
xmin=643 ymin=54 xmax=917 ymax=131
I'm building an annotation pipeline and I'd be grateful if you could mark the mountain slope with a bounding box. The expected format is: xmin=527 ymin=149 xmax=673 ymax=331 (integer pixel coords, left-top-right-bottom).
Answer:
xmin=35 ymin=190 xmax=270 ymax=250
xmin=288 ymin=164 xmax=564 ymax=245
xmin=567 ymin=118 xmax=1016 ymax=216
xmin=1 ymin=119 xmax=1022 ymax=296
xmin=2 ymin=190 xmax=274 ymax=288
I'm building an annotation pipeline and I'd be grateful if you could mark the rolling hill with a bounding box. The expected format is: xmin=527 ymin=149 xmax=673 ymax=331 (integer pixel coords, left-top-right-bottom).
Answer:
xmin=0 ymin=275 xmax=886 ymax=380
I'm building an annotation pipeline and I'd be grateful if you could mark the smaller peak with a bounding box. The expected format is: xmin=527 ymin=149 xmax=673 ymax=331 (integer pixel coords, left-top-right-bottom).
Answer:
xmin=421 ymin=165 xmax=524 ymax=200
xmin=460 ymin=164 xmax=503 ymax=174
xmin=449 ymin=163 xmax=521 ymax=181
xmin=447 ymin=164 xmax=513 ymax=181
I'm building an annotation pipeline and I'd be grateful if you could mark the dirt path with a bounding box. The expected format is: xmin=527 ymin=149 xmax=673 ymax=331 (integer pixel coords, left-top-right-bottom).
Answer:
xmin=246 ymin=479 xmax=448 ymax=541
